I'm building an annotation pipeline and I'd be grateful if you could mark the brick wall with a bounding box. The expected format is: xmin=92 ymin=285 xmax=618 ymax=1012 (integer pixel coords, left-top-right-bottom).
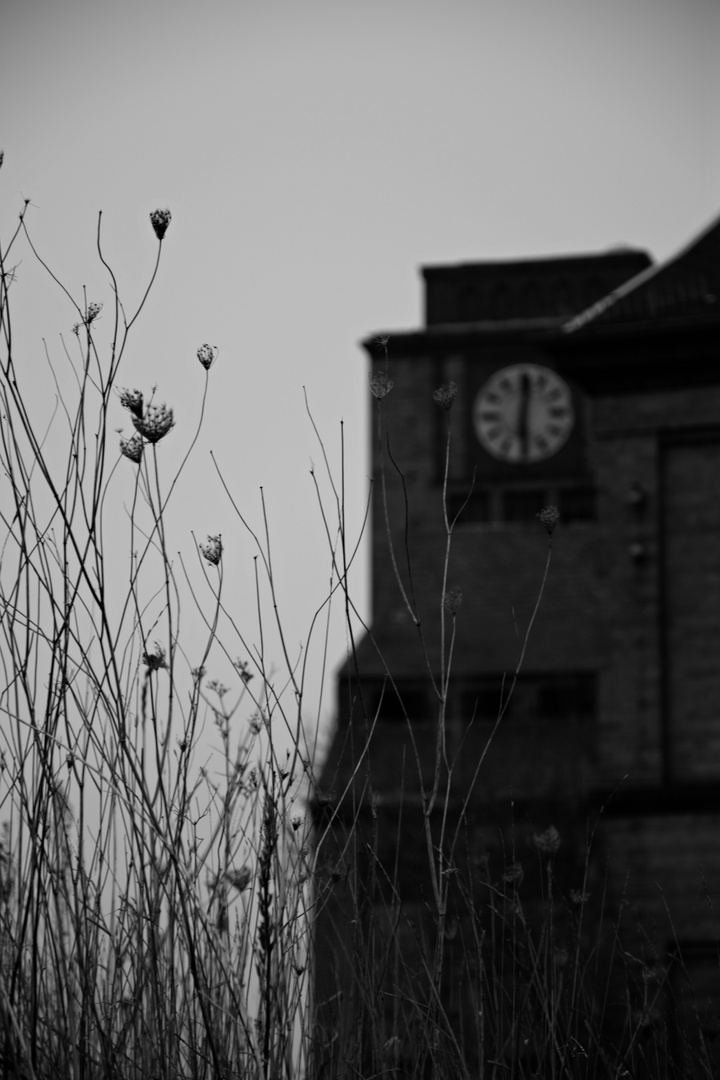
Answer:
xmin=588 ymin=383 xmax=720 ymax=785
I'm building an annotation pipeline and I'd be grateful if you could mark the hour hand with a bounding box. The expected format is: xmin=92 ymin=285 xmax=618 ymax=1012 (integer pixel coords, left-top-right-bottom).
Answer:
xmin=516 ymin=373 xmax=530 ymax=459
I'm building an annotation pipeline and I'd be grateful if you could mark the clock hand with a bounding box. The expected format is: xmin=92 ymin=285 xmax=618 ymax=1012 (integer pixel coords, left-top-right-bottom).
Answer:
xmin=517 ymin=372 xmax=530 ymax=460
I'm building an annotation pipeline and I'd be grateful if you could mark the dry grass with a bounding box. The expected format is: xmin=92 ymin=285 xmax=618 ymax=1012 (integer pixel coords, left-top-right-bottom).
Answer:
xmin=0 ymin=194 xmax=717 ymax=1080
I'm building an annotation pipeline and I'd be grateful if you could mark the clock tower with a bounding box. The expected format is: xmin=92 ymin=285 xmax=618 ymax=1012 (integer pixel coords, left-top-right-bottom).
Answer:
xmin=356 ymin=247 xmax=650 ymax=700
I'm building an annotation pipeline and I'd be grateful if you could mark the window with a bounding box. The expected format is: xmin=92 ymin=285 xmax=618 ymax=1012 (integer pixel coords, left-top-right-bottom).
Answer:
xmin=503 ymin=488 xmax=545 ymax=523
xmin=558 ymin=485 xmax=596 ymax=523
xmin=343 ymin=679 xmax=435 ymax=791
xmin=448 ymin=483 xmax=596 ymax=526
xmin=460 ymin=678 xmax=514 ymax=723
xmin=536 ymin=674 xmax=596 ymax=719
xmin=454 ymin=673 xmax=597 ymax=798
xmin=459 ymin=673 xmax=596 ymax=725
xmin=354 ymin=681 xmax=429 ymax=724
xmin=447 ymin=489 xmax=491 ymax=525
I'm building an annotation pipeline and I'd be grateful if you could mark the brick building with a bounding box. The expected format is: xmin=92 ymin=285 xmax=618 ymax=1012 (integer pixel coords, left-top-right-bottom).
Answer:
xmin=314 ymin=216 xmax=720 ymax=1074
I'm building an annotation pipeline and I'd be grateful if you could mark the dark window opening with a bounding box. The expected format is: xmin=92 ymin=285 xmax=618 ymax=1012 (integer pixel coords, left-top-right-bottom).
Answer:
xmin=448 ymin=490 xmax=491 ymax=525
xmin=361 ymin=682 xmax=429 ymax=724
xmin=503 ymin=489 xmax=546 ymax=523
xmin=558 ymin=485 xmax=596 ymax=523
xmin=448 ymin=484 xmax=597 ymax=526
xmin=536 ymin=674 xmax=596 ymax=718
xmin=460 ymin=673 xmax=596 ymax=724
xmin=461 ymin=679 xmax=514 ymax=722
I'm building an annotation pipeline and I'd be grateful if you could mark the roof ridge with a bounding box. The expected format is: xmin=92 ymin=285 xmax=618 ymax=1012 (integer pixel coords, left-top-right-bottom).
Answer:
xmin=563 ymin=210 xmax=720 ymax=334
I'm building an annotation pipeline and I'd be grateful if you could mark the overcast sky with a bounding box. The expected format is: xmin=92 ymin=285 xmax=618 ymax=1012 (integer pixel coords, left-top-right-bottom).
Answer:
xmin=1 ymin=0 xmax=718 ymax=737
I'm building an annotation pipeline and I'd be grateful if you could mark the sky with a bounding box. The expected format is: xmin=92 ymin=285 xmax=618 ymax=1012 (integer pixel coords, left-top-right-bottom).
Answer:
xmin=1 ymin=0 xmax=719 ymax=748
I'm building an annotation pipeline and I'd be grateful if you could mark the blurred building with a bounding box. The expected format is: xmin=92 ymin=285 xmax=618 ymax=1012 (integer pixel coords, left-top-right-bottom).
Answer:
xmin=314 ymin=215 xmax=720 ymax=1072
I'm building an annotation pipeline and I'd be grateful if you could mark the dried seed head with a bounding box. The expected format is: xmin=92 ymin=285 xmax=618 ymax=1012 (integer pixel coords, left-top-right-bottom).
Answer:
xmin=233 ymin=658 xmax=253 ymax=683
xmin=119 ymin=433 xmax=143 ymax=464
xmin=118 ymin=388 xmax=144 ymax=418
xmin=433 ymin=381 xmax=458 ymax=410
xmin=207 ymin=680 xmax=228 ymax=698
xmin=569 ymin=888 xmax=591 ymax=905
xmin=537 ymin=505 xmax=560 ymax=535
xmin=533 ymin=824 xmax=561 ymax=855
xmin=84 ymin=301 xmax=102 ymax=325
xmin=225 ymin=866 xmax=252 ymax=893
xmin=150 ymin=208 xmax=171 ymax=240
xmin=132 ymin=403 xmax=175 ymax=443
xmin=369 ymin=371 xmax=394 ymax=399
xmin=502 ymin=861 xmax=524 ymax=886
xmin=330 ymin=858 xmax=348 ymax=883
xmin=143 ymin=642 xmax=167 ymax=671
xmin=443 ymin=587 xmax=463 ymax=614
xmin=197 ymin=343 xmax=217 ymax=370
xmin=475 ymin=853 xmax=491 ymax=880
xmin=200 ymin=534 xmax=222 ymax=566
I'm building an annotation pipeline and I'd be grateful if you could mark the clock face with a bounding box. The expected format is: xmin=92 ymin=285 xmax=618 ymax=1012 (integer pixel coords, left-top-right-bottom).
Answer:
xmin=473 ymin=363 xmax=575 ymax=464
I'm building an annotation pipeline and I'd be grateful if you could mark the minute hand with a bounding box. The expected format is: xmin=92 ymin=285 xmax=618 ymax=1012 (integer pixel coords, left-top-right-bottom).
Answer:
xmin=517 ymin=373 xmax=531 ymax=460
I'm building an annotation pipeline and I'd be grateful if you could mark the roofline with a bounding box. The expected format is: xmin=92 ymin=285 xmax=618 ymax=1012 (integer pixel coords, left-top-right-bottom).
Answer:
xmin=360 ymin=317 xmax=566 ymax=357
xmin=421 ymin=247 xmax=651 ymax=276
xmin=563 ymin=210 xmax=720 ymax=334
